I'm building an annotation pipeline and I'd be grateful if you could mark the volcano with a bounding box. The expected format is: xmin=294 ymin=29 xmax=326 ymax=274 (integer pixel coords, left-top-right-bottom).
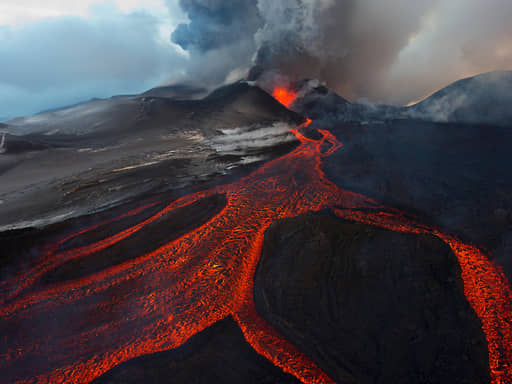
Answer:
xmin=1 ymin=77 xmax=512 ymax=384
xmin=0 ymin=82 xmax=302 ymax=230
xmin=406 ymin=71 xmax=512 ymax=126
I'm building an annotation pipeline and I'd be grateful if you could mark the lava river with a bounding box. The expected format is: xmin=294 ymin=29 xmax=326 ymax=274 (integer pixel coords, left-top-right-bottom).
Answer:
xmin=1 ymin=111 xmax=511 ymax=383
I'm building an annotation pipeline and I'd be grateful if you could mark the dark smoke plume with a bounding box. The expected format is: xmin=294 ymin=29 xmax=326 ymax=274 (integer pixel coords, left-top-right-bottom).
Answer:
xmin=172 ymin=0 xmax=262 ymax=52
xmin=170 ymin=0 xmax=262 ymax=85
xmin=171 ymin=0 xmax=512 ymax=105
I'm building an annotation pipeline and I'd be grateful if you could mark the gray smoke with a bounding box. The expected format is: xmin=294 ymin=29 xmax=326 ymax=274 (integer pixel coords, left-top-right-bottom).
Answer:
xmin=171 ymin=0 xmax=512 ymax=105
xmin=170 ymin=0 xmax=263 ymax=85
xmin=172 ymin=0 xmax=262 ymax=52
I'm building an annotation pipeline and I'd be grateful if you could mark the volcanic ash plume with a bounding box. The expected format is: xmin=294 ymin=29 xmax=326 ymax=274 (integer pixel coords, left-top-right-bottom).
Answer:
xmin=170 ymin=0 xmax=263 ymax=85
xmin=171 ymin=0 xmax=512 ymax=105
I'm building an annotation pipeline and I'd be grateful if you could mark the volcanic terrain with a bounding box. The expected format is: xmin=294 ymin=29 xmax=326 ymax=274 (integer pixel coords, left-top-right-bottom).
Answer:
xmin=1 ymin=73 xmax=512 ymax=384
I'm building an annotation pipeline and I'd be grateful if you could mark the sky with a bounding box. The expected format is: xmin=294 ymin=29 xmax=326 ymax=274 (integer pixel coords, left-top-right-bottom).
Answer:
xmin=1 ymin=0 xmax=511 ymax=120
xmin=0 ymin=0 xmax=187 ymax=120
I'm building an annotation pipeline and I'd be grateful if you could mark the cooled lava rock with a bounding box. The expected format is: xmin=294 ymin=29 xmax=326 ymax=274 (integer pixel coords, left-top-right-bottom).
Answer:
xmin=322 ymin=120 xmax=512 ymax=284
xmin=92 ymin=316 xmax=299 ymax=384
xmin=254 ymin=212 xmax=490 ymax=384
xmin=41 ymin=193 xmax=227 ymax=285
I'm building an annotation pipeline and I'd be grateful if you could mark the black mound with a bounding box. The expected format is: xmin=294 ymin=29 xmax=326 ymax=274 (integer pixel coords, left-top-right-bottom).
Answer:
xmin=324 ymin=120 xmax=512 ymax=284
xmin=255 ymin=212 xmax=490 ymax=384
xmin=92 ymin=317 xmax=299 ymax=384
xmin=203 ymin=82 xmax=304 ymax=125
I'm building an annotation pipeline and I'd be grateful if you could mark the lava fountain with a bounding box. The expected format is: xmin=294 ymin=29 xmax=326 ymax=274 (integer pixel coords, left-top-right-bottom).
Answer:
xmin=1 ymin=88 xmax=511 ymax=384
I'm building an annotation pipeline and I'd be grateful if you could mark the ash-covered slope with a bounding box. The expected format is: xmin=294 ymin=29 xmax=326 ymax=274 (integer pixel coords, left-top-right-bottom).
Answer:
xmin=4 ymin=82 xmax=302 ymax=138
xmin=0 ymin=82 xmax=303 ymax=229
xmin=292 ymin=72 xmax=512 ymax=127
xmin=290 ymin=80 xmax=402 ymax=124
xmin=255 ymin=212 xmax=490 ymax=384
xmin=0 ymin=133 xmax=49 ymax=155
xmin=140 ymin=84 xmax=208 ymax=99
xmin=406 ymin=71 xmax=512 ymax=126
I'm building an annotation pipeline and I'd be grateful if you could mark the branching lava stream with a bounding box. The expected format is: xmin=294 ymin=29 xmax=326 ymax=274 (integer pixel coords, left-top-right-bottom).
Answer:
xmin=1 ymin=98 xmax=511 ymax=383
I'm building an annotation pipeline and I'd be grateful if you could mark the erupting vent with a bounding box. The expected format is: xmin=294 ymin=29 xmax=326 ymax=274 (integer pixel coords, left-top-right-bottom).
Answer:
xmin=272 ymin=87 xmax=297 ymax=108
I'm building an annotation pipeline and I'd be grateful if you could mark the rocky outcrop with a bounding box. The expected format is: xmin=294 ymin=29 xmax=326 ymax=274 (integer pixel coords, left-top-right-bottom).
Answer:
xmin=92 ymin=317 xmax=299 ymax=384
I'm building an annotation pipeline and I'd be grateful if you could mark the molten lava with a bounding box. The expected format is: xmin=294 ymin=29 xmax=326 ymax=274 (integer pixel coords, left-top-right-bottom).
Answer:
xmin=1 ymin=98 xmax=511 ymax=383
xmin=273 ymin=87 xmax=297 ymax=108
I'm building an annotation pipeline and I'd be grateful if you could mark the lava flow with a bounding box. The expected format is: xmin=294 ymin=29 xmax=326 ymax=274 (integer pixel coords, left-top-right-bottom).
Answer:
xmin=1 ymin=93 xmax=512 ymax=384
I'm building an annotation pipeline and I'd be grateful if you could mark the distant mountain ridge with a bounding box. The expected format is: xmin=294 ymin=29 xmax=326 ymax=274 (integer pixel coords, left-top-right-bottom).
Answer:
xmin=4 ymin=70 xmax=512 ymax=136
xmin=3 ymin=81 xmax=302 ymax=137
xmin=292 ymin=71 xmax=512 ymax=127
xmin=291 ymin=80 xmax=401 ymax=124
xmin=406 ymin=71 xmax=512 ymax=126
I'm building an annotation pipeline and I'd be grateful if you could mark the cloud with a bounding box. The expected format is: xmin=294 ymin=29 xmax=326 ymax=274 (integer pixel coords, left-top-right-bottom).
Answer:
xmin=0 ymin=4 xmax=185 ymax=120
xmin=172 ymin=0 xmax=512 ymax=105
xmin=171 ymin=0 xmax=262 ymax=52
xmin=388 ymin=0 xmax=512 ymax=104
xmin=3 ymin=0 xmax=512 ymax=119
xmin=250 ymin=0 xmax=438 ymax=103
xmin=0 ymin=1 xmax=170 ymax=26
xmin=252 ymin=0 xmax=512 ymax=105
xmin=168 ymin=0 xmax=262 ymax=85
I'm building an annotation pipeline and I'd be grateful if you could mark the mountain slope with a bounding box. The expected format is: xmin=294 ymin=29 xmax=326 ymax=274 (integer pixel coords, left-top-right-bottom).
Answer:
xmin=407 ymin=71 xmax=512 ymax=126
xmin=0 ymin=82 xmax=303 ymax=230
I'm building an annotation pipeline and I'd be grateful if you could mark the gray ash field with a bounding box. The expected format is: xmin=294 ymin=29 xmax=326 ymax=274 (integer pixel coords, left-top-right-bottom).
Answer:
xmin=0 ymin=82 xmax=301 ymax=230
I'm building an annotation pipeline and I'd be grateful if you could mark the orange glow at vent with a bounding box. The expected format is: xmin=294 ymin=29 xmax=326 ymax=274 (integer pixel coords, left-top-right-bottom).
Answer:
xmin=273 ymin=87 xmax=297 ymax=107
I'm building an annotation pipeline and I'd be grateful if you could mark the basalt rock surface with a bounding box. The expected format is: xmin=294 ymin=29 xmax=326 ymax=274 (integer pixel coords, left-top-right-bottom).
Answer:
xmin=254 ymin=211 xmax=490 ymax=384
xmin=323 ymin=120 xmax=512 ymax=284
xmin=92 ymin=316 xmax=299 ymax=384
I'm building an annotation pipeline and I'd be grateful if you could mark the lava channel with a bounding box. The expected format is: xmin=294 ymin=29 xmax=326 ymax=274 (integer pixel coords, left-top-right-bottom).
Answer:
xmin=1 ymin=106 xmax=511 ymax=384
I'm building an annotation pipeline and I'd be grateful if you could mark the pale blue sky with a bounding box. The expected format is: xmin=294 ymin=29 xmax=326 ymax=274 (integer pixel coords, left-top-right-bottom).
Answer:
xmin=0 ymin=1 xmax=188 ymax=120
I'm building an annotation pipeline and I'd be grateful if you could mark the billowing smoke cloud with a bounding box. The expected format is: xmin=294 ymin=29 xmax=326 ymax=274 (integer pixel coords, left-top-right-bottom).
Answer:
xmin=172 ymin=0 xmax=512 ymax=105
xmin=172 ymin=0 xmax=262 ymax=52
xmin=170 ymin=0 xmax=262 ymax=85
xmin=388 ymin=0 xmax=512 ymax=104
xmin=249 ymin=0 xmax=437 ymax=102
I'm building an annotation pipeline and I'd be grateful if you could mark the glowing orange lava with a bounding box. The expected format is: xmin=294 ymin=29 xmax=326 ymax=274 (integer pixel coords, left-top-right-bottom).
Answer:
xmin=273 ymin=87 xmax=297 ymax=107
xmin=1 ymin=112 xmax=511 ymax=383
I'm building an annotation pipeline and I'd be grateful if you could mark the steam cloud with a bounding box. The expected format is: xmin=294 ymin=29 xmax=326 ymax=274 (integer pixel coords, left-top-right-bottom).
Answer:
xmin=170 ymin=0 xmax=262 ymax=85
xmin=171 ymin=0 xmax=512 ymax=105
